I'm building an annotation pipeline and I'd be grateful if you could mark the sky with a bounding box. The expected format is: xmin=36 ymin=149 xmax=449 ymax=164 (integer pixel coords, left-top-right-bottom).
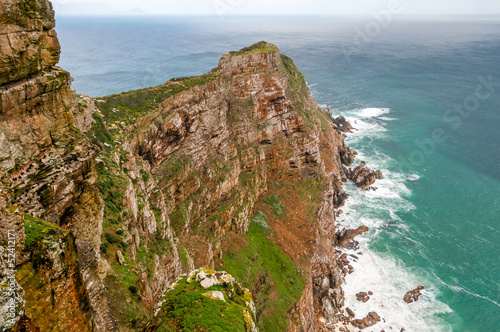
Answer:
xmin=52 ymin=0 xmax=500 ymax=16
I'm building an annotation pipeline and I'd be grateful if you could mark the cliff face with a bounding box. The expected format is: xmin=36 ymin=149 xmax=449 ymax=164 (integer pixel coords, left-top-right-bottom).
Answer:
xmin=0 ymin=0 xmax=60 ymax=85
xmin=0 ymin=3 xmax=379 ymax=331
xmin=0 ymin=1 xmax=110 ymax=330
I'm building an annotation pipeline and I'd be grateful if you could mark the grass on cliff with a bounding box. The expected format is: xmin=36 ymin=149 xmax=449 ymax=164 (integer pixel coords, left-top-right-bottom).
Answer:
xmin=95 ymin=70 xmax=221 ymax=127
xmin=279 ymin=53 xmax=318 ymax=130
xmin=219 ymin=219 xmax=305 ymax=331
xmin=228 ymin=41 xmax=278 ymax=57
xmin=154 ymin=275 xmax=247 ymax=332
xmin=23 ymin=214 xmax=60 ymax=249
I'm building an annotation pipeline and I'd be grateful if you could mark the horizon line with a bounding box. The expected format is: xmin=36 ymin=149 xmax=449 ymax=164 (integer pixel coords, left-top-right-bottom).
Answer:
xmin=55 ymin=13 xmax=500 ymax=18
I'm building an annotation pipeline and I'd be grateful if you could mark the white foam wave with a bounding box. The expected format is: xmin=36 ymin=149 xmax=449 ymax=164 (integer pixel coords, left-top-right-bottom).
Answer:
xmin=344 ymin=118 xmax=388 ymax=144
xmin=355 ymin=107 xmax=391 ymax=118
xmin=447 ymin=285 xmax=500 ymax=308
xmin=406 ymin=174 xmax=421 ymax=181
xmin=342 ymin=245 xmax=453 ymax=332
xmin=379 ymin=116 xmax=397 ymax=121
xmin=336 ymin=106 xmax=452 ymax=331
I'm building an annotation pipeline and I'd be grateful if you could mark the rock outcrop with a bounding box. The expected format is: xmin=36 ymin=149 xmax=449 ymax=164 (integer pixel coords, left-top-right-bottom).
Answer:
xmin=404 ymin=285 xmax=425 ymax=304
xmin=146 ymin=268 xmax=258 ymax=332
xmin=351 ymin=311 xmax=381 ymax=329
xmin=331 ymin=116 xmax=353 ymax=133
xmin=0 ymin=0 xmax=60 ymax=85
xmin=336 ymin=225 xmax=369 ymax=248
xmin=344 ymin=161 xmax=383 ymax=190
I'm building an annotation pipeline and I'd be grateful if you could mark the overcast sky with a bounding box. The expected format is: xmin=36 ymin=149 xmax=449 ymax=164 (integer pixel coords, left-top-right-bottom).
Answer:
xmin=52 ymin=0 xmax=500 ymax=16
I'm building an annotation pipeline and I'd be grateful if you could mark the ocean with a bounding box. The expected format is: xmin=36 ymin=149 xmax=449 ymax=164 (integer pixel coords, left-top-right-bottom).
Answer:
xmin=55 ymin=15 xmax=500 ymax=331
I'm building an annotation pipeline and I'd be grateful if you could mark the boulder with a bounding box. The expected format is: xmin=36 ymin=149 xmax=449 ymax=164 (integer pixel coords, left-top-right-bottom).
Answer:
xmin=332 ymin=116 xmax=354 ymax=133
xmin=344 ymin=161 xmax=383 ymax=190
xmin=356 ymin=291 xmax=370 ymax=303
xmin=404 ymin=285 xmax=425 ymax=304
xmin=116 ymin=250 xmax=125 ymax=265
xmin=351 ymin=311 xmax=380 ymax=329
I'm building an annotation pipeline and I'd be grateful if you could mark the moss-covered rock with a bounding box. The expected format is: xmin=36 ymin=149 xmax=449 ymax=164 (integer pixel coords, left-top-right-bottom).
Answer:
xmin=147 ymin=268 xmax=257 ymax=332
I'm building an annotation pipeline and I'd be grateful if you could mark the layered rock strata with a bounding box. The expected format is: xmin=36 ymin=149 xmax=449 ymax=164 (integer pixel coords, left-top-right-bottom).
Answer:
xmin=0 ymin=2 xmax=383 ymax=330
xmin=0 ymin=1 xmax=111 ymax=330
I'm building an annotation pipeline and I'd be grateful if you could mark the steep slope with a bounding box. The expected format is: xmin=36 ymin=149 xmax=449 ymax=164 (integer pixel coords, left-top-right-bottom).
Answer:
xmin=84 ymin=41 xmax=361 ymax=331
xmin=0 ymin=1 xmax=111 ymax=330
xmin=0 ymin=3 xmax=381 ymax=331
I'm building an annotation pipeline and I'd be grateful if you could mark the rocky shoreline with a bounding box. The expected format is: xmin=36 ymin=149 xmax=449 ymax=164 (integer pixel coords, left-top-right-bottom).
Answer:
xmin=321 ymin=116 xmax=428 ymax=332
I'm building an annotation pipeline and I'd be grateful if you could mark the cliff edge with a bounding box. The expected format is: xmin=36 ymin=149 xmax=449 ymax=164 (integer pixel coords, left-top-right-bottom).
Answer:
xmin=0 ymin=2 xmax=381 ymax=331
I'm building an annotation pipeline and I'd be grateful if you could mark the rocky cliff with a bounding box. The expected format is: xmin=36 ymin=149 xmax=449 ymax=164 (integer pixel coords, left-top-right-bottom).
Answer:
xmin=0 ymin=2 xmax=381 ymax=331
xmin=0 ymin=1 xmax=111 ymax=330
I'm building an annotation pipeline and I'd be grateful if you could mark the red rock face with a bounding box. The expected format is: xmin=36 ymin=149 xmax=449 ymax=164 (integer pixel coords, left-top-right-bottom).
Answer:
xmin=0 ymin=0 xmax=60 ymax=85
xmin=127 ymin=49 xmax=323 ymax=239
xmin=0 ymin=4 xmax=381 ymax=329
xmin=0 ymin=2 xmax=112 ymax=331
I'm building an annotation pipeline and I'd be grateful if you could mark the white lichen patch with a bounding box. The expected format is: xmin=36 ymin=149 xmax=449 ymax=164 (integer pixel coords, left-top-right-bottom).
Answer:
xmin=202 ymin=290 xmax=225 ymax=302
xmin=164 ymin=268 xmax=258 ymax=330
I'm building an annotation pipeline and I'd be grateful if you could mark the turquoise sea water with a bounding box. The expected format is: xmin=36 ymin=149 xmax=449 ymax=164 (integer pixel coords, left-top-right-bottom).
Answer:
xmin=55 ymin=15 xmax=500 ymax=331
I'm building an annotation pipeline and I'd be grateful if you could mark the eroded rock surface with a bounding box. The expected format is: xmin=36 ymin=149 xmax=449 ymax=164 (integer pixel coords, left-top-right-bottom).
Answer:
xmin=0 ymin=2 xmax=385 ymax=329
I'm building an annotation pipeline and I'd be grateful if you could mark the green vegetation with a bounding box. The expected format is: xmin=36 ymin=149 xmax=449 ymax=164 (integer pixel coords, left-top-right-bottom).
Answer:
xmin=105 ymin=258 xmax=148 ymax=329
xmin=169 ymin=203 xmax=188 ymax=234
xmin=298 ymin=178 xmax=324 ymax=202
xmin=157 ymin=153 xmax=192 ymax=189
xmin=23 ymin=214 xmax=60 ymax=249
xmin=96 ymin=153 xmax=128 ymax=222
xmin=280 ymin=54 xmax=306 ymax=93
xmin=151 ymin=204 xmax=162 ymax=224
xmin=140 ymin=169 xmax=150 ymax=182
xmin=229 ymin=41 xmax=278 ymax=57
xmin=220 ymin=220 xmax=305 ymax=331
xmin=264 ymin=194 xmax=285 ymax=216
xmin=19 ymin=0 xmax=38 ymax=18
xmin=177 ymin=245 xmax=189 ymax=268
xmin=313 ymin=104 xmax=331 ymax=133
xmin=90 ymin=112 xmax=113 ymax=146
xmin=95 ymin=70 xmax=221 ymax=127
xmin=155 ymin=275 xmax=248 ymax=332
xmin=111 ymin=260 xmax=138 ymax=289
xmin=280 ymin=53 xmax=317 ymax=129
